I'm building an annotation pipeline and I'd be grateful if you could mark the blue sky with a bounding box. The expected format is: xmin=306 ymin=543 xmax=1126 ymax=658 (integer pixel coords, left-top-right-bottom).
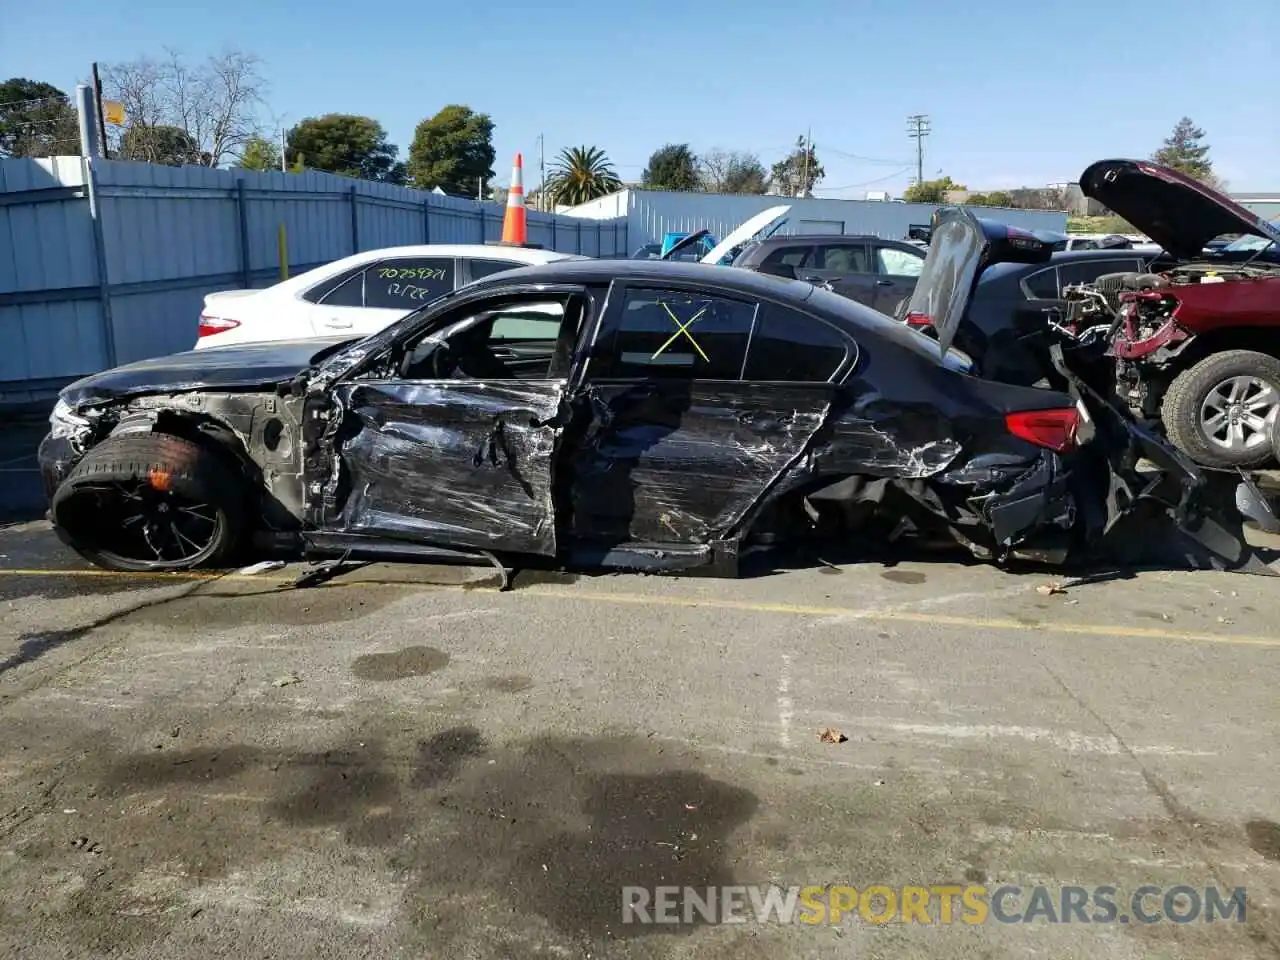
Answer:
xmin=4 ymin=0 xmax=1277 ymax=196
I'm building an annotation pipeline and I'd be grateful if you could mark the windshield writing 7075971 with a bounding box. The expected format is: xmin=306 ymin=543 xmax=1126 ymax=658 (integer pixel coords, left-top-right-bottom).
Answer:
xmin=378 ymin=267 xmax=447 ymax=281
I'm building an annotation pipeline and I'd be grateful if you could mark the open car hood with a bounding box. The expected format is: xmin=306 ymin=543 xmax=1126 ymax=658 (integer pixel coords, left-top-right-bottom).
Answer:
xmin=1079 ymin=159 xmax=1280 ymax=260
xmin=903 ymin=208 xmax=1053 ymax=356
xmin=701 ymin=205 xmax=792 ymax=264
xmin=659 ymin=229 xmax=711 ymax=261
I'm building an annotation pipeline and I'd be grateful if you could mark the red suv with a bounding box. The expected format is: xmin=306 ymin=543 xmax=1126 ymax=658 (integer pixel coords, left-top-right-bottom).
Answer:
xmin=1079 ymin=160 xmax=1280 ymax=468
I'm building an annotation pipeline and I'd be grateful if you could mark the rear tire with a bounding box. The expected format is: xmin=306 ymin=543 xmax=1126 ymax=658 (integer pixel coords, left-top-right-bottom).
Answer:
xmin=50 ymin=433 xmax=247 ymax=572
xmin=1161 ymin=350 xmax=1280 ymax=469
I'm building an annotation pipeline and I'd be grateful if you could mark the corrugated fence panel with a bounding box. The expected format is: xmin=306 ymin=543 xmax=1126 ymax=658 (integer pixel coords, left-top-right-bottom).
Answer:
xmin=0 ymin=154 xmax=621 ymax=397
xmin=0 ymin=158 xmax=106 ymax=384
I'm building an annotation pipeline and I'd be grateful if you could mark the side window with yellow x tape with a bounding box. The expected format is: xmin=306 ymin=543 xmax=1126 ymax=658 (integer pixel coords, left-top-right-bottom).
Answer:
xmin=595 ymin=287 xmax=758 ymax=380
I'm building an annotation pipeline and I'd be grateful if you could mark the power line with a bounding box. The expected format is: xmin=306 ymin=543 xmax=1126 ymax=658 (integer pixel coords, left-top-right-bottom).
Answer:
xmin=821 ymin=145 xmax=911 ymax=166
xmin=906 ymin=114 xmax=930 ymax=185
xmin=821 ymin=167 xmax=914 ymax=191
xmin=0 ymin=94 xmax=70 ymax=110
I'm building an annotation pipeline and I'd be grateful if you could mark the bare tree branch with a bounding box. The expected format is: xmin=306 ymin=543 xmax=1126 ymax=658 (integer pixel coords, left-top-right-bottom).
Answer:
xmin=102 ymin=49 xmax=267 ymax=166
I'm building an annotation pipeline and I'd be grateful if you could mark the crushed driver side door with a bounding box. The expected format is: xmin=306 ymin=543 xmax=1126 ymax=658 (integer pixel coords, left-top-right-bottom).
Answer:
xmin=309 ymin=288 xmax=591 ymax=555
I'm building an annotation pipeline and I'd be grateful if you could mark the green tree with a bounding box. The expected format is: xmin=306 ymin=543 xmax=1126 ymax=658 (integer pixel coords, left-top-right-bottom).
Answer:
xmin=407 ymin=105 xmax=496 ymax=195
xmin=286 ymin=114 xmax=403 ymax=182
xmin=0 ymin=78 xmax=79 ymax=158
xmin=236 ymin=134 xmax=280 ymax=172
xmin=545 ymin=145 xmax=622 ymax=207
xmin=723 ymin=154 xmax=768 ymax=194
xmin=769 ymin=137 xmax=823 ymax=196
xmin=964 ymin=190 xmax=1012 ymax=207
xmin=119 ymin=124 xmax=205 ymax=165
xmin=642 ymin=142 xmax=699 ymax=191
xmin=903 ymin=175 xmax=966 ymax=204
xmin=1152 ymin=117 xmax=1215 ymax=184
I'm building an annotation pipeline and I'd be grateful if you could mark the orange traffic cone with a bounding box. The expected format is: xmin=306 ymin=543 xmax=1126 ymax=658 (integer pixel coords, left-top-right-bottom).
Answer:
xmin=501 ymin=152 xmax=527 ymax=245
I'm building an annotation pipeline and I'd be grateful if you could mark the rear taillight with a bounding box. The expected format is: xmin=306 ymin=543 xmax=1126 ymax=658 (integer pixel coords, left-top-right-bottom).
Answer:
xmin=904 ymin=311 xmax=932 ymax=328
xmin=198 ymin=314 xmax=240 ymax=338
xmin=1005 ymin=408 xmax=1080 ymax=453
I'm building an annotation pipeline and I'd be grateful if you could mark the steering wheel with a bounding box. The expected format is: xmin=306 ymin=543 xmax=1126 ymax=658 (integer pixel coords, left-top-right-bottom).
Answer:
xmin=429 ymin=343 xmax=458 ymax=379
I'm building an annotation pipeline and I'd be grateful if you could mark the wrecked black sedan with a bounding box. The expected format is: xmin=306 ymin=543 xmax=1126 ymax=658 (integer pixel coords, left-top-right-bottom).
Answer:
xmin=37 ymin=210 xmax=1268 ymax=579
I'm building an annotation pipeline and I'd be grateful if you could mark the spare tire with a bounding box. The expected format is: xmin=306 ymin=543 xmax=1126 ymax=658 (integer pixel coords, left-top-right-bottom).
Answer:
xmin=50 ymin=433 xmax=247 ymax=572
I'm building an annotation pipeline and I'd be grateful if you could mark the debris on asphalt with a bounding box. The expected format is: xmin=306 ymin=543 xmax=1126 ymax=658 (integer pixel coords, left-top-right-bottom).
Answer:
xmin=818 ymin=727 xmax=848 ymax=744
xmin=271 ymin=674 xmax=301 ymax=688
xmin=873 ymin=779 xmax=886 ymax=787
xmin=1036 ymin=583 xmax=1067 ymax=596
xmin=237 ymin=560 xmax=286 ymax=576
xmin=684 ymin=803 xmax=698 ymax=811
xmin=1217 ymin=617 xmax=1234 ymax=625
xmin=70 ymin=837 xmax=101 ymax=854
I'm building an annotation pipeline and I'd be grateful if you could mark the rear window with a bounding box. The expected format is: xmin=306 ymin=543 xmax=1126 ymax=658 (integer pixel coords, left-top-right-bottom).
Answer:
xmin=364 ymin=257 xmax=454 ymax=309
xmin=468 ymin=258 xmax=525 ymax=281
xmin=761 ymin=245 xmax=811 ymax=269
xmin=742 ymin=305 xmax=850 ymax=382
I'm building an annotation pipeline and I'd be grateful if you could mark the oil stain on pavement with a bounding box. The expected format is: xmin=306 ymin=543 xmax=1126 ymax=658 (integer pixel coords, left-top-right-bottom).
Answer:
xmin=350 ymin=646 xmax=451 ymax=681
xmin=46 ymin=728 xmax=759 ymax=953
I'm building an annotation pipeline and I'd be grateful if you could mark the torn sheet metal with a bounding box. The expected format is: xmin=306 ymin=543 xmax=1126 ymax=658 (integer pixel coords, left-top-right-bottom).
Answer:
xmin=564 ymin=382 xmax=832 ymax=545
xmin=319 ymin=380 xmax=565 ymax=555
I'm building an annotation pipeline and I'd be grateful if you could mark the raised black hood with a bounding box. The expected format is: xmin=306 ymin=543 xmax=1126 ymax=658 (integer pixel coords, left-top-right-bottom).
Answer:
xmin=1079 ymin=159 xmax=1280 ymax=260
xmin=59 ymin=337 xmax=355 ymax=407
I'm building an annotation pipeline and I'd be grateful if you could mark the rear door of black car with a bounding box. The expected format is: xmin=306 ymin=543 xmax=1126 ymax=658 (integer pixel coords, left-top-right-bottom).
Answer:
xmin=563 ymin=282 xmax=850 ymax=550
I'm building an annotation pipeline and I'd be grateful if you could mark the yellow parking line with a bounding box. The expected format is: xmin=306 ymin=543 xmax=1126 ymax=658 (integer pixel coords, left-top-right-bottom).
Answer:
xmin=521 ymin=587 xmax=1280 ymax=648
xmin=0 ymin=567 xmax=1277 ymax=648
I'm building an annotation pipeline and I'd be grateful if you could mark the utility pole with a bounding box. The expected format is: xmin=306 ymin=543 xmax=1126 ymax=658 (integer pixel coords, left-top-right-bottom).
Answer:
xmin=279 ymin=124 xmax=287 ymax=173
xmin=90 ymin=63 xmax=109 ymax=159
xmin=537 ymin=133 xmax=545 ymax=212
xmin=906 ymin=114 xmax=930 ymax=186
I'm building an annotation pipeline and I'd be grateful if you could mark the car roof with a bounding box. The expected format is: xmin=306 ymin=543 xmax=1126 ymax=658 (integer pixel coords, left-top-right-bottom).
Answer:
xmin=979 ymin=247 xmax=1154 ymax=283
xmin=753 ymin=233 xmax=904 ymax=244
xmin=329 ymin=244 xmax=588 ymax=266
xmin=464 ymin=259 xmax=952 ymax=365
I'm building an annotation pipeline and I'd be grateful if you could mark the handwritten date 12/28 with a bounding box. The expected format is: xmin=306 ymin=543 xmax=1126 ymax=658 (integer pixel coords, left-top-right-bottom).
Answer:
xmin=378 ymin=267 xmax=447 ymax=281
xmin=385 ymin=282 xmax=441 ymax=302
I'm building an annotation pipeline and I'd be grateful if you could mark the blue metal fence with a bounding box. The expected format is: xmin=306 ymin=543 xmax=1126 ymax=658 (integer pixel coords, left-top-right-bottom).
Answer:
xmin=0 ymin=157 xmax=628 ymax=402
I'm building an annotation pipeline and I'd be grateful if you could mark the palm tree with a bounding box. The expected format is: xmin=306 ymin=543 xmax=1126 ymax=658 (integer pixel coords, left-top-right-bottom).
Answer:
xmin=545 ymin=145 xmax=622 ymax=207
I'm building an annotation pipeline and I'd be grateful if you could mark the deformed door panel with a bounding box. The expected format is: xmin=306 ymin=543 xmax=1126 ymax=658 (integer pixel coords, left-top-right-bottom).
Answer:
xmin=566 ymin=381 xmax=833 ymax=545
xmin=325 ymin=380 xmax=564 ymax=554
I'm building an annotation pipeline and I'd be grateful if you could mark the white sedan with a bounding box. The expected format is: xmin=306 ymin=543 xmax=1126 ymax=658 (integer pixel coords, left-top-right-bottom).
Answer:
xmin=195 ymin=244 xmax=589 ymax=348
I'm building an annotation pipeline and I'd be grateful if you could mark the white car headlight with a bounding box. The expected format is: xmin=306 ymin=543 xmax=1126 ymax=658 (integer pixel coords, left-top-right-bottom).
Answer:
xmin=49 ymin=398 xmax=91 ymax=440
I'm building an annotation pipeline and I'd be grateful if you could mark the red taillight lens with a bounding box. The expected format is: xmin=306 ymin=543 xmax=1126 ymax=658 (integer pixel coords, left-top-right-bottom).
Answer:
xmin=904 ymin=311 xmax=932 ymax=328
xmin=1005 ymin=408 xmax=1080 ymax=453
xmin=198 ymin=314 xmax=240 ymax=338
